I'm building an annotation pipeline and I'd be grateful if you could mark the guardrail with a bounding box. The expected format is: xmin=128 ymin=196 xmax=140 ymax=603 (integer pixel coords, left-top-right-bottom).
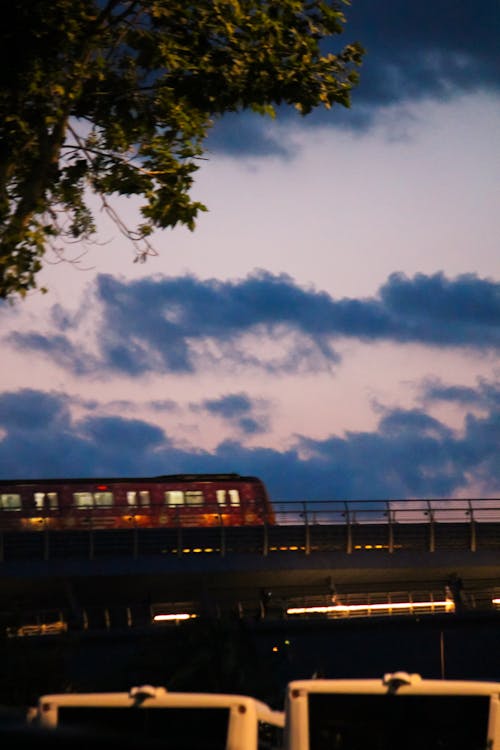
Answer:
xmin=0 ymin=509 xmax=498 ymax=562
xmin=4 ymin=585 xmax=500 ymax=638
xmin=272 ymin=498 xmax=500 ymax=524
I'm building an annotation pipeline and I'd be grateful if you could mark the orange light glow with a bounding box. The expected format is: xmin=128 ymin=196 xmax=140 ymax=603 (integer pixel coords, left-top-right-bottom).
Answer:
xmin=287 ymin=600 xmax=455 ymax=616
xmin=22 ymin=517 xmax=46 ymax=527
xmin=153 ymin=613 xmax=197 ymax=622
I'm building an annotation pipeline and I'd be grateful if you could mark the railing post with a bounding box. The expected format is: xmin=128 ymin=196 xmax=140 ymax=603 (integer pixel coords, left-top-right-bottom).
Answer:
xmin=303 ymin=501 xmax=311 ymax=555
xmin=43 ymin=526 xmax=50 ymax=561
xmin=387 ymin=501 xmax=394 ymax=554
xmin=468 ymin=499 xmax=476 ymax=552
xmin=177 ymin=526 xmax=182 ymax=558
xmin=427 ymin=500 xmax=435 ymax=552
xmin=344 ymin=501 xmax=352 ymax=554
xmin=87 ymin=510 xmax=94 ymax=560
xmin=263 ymin=519 xmax=269 ymax=556
xmin=132 ymin=526 xmax=138 ymax=559
xmin=218 ymin=514 xmax=226 ymax=557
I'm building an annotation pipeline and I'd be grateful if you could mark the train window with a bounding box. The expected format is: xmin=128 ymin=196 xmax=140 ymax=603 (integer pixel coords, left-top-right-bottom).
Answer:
xmin=165 ymin=491 xmax=184 ymax=506
xmin=139 ymin=490 xmax=150 ymax=507
xmin=0 ymin=493 xmax=21 ymax=510
xmin=73 ymin=492 xmax=113 ymax=508
xmin=74 ymin=492 xmax=93 ymax=508
xmin=34 ymin=492 xmax=59 ymax=510
xmin=229 ymin=489 xmax=240 ymax=507
xmin=94 ymin=491 xmax=113 ymax=507
xmin=127 ymin=491 xmax=151 ymax=507
xmin=185 ymin=490 xmax=204 ymax=506
xmin=216 ymin=489 xmax=240 ymax=507
xmin=216 ymin=490 xmax=227 ymax=507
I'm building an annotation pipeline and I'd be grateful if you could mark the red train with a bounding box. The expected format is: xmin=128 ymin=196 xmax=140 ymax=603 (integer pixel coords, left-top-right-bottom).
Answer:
xmin=0 ymin=473 xmax=274 ymax=531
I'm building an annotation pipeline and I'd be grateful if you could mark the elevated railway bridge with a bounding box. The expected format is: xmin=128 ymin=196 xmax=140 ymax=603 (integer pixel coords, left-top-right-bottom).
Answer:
xmin=0 ymin=497 xmax=499 ymax=705
xmin=0 ymin=498 xmax=498 ymax=634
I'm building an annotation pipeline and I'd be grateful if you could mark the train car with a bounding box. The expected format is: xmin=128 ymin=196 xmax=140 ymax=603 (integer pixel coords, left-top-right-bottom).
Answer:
xmin=0 ymin=473 xmax=274 ymax=531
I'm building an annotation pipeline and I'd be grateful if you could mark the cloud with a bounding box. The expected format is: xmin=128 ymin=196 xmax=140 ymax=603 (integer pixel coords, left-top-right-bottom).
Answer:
xmin=0 ymin=387 xmax=498 ymax=498
xmin=0 ymin=389 xmax=71 ymax=431
xmin=148 ymin=399 xmax=179 ymax=412
xmin=341 ymin=0 xmax=500 ymax=109
xmin=420 ymin=376 xmax=500 ymax=410
xmin=4 ymin=271 xmax=499 ymax=378
xmin=194 ymin=392 xmax=270 ymax=435
xmin=0 ymin=389 xmax=174 ymax=479
xmin=206 ymin=0 xmax=500 ymax=155
xmin=6 ymin=331 xmax=99 ymax=375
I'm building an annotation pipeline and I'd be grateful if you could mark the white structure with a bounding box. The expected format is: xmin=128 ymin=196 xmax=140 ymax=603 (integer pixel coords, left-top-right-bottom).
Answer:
xmin=284 ymin=671 xmax=500 ymax=750
xmin=33 ymin=684 xmax=284 ymax=750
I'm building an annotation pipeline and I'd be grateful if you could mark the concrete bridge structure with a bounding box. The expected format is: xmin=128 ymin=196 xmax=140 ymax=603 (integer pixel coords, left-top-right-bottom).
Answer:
xmin=0 ymin=511 xmax=498 ymax=631
xmin=0 ymin=505 xmax=499 ymax=708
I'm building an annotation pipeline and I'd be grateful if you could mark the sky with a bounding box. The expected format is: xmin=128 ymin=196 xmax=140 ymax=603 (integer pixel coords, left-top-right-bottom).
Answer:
xmin=0 ymin=0 xmax=499 ymax=501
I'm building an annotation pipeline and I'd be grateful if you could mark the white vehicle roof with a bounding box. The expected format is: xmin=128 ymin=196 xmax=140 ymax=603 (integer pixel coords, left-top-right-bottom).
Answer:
xmin=288 ymin=671 xmax=500 ymax=695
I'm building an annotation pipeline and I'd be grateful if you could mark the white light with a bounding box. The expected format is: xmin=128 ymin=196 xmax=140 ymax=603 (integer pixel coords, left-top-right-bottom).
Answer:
xmin=492 ymin=598 xmax=500 ymax=605
xmin=153 ymin=613 xmax=196 ymax=622
xmin=286 ymin=600 xmax=454 ymax=615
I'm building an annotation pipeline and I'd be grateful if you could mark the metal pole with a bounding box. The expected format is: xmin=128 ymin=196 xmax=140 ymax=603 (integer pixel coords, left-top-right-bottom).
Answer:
xmin=303 ymin=501 xmax=310 ymax=555
xmin=344 ymin=501 xmax=352 ymax=554
xmin=176 ymin=508 xmax=182 ymax=558
xmin=218 ymin=513 xmax=226 ymax=557
xmin=468 ymin=499 xmax=476 ymax=552
xmin=387 ymin=501 xmax=394 ymax=554
xmin=133 ymin=526 xmax=138 ymax=559
xmin=439 ymin=630 xmax=446 ymax=679
xmin=427 ymin=500 xmax=435 ymax=552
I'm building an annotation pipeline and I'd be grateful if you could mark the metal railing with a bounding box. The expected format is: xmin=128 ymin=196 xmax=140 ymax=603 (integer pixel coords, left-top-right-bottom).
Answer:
xmin=0 ymin=499 xmax=498 ymax=561
xmin=0 ymin=521 xmax=498 ymax=561
xmin=3 ymin=585 xmax=500 ymax=638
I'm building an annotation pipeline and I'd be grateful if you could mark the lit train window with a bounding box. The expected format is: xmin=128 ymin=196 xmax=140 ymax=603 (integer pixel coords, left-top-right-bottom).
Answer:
xmin=74 ymin=492 xmax=93 ymax=508
xmin=127 ymin=491 xmax=151 ymax=507
xmin=185 ymin=491 xmax=204 ymax=506
xmin=216 ymin=490 xmax=227 ymax=507
xmin=165 ymin=491 xmax=184 ymax=506
xmin=94 ymin=492 xmax=113 ymax=507
xmin=34 ymin=492 xmax=59 ymax=510
xmin=229 ymin=489 xmax=240 ymax=507
xmin=163 ymin=490 xmax=204 ymax=506
xmin=0 ymin=493 xmax=21 ymax=510
xmin=73 ymin=492 xmax=113 ymax=508
xmin=216 ymin=489 xmax=240 ymax=507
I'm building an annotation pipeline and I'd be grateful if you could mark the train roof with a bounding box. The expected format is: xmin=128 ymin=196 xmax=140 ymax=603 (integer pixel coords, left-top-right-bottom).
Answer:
xmin=0 ymin=473 xmax=264 ymax=486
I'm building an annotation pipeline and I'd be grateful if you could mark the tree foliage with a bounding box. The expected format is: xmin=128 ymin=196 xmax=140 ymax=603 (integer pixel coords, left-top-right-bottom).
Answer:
xmin=0 ymin=0 xmax=363 ymax=299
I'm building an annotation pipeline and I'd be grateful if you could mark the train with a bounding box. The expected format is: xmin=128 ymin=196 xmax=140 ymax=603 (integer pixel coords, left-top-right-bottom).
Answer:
xmin=0 ymin=473 xmax=274 ymax=531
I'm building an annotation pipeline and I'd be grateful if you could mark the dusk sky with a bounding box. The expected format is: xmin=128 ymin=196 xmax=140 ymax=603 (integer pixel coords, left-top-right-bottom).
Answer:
xmin=0 ymin=0 xmax=499 ymax=501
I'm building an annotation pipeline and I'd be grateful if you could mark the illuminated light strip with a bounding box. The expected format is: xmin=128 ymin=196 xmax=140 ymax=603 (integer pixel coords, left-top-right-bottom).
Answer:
xmin=492 ymin=598 xmax=500 ymax=605
xmin=286 ymin=600 xmax=455 ymax=615
xmin=153 ymin=613 xmax=197 ymax=622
